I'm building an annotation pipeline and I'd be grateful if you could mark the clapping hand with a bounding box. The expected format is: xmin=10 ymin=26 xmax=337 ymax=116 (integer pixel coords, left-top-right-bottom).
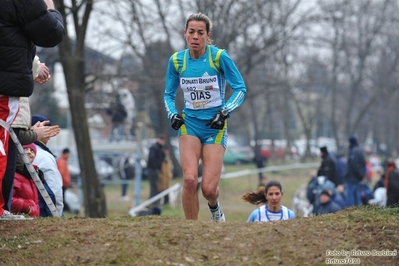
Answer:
xmin=34 ymin=63 xmax=50 ymax=84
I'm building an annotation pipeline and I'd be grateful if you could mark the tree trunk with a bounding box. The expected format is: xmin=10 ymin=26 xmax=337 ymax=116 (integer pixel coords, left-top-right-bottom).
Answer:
xmin=60 ymin=54 xmax=107 ymax=218
xmin=55 ymin=0 xmax=107 ymax=217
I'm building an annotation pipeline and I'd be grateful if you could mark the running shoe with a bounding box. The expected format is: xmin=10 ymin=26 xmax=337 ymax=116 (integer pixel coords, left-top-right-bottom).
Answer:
xmin=0 ymin=210 xmax=27 ymax=220
xmin=209 ymin=203 xmax=225 ymax=222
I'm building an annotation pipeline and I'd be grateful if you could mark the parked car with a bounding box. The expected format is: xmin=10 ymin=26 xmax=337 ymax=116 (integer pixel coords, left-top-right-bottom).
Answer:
xmin=51 ymin=147 xmax=115 ymax=185
xmin=259 ymin=144 xmax=286 ymax=159
xmin=223 ymin=146 xmax=254 ymax=165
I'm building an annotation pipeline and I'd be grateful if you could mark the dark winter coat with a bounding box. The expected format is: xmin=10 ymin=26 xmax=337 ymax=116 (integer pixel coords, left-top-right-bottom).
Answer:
xmin=107 ymin=103 xmax=128 ymax=123
xmin=344 ymin=144 xmax=366 ymax=183
xmin=317 ymin=153 xmax=337 ymax=186
xmin=119 ymin=155 xmax=135 ymax=180
xmin=0 ymin=0 xmax=64 ymax=96
xmin=313 ymin=199 xmax=341 ymax=215
xmin=386 ymin=168 xmax=399 ymax=207
xmin=335 ymin=156 xmax=346 ymax=186
xmin=147 ymin=143 xmax=164 ymax=170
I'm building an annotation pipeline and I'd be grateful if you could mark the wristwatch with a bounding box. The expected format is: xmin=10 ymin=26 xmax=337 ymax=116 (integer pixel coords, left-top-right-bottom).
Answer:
xmin=221 ymin=109 xmax=228 ymax=117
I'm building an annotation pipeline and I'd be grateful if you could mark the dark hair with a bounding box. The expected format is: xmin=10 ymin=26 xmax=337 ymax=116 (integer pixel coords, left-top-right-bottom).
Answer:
xmin=264 ymin=180 xmax=282 ymax=194
xmin=185 ymin=13 xmax=213 ymax=44
xmin=157 ymin=134 xmax=166 ymax=140
xmin=62 ymin=148 xmax=70 ymax=154
xmin=319 ymin=146 xmax=328 ymax=154
xmin=242 ymin=180 xmax=282 ymax=205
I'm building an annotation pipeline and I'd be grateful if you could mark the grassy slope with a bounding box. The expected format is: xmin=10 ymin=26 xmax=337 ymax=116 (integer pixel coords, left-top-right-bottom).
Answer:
xmin=0 ymin=207 xmax=398 ymax=265
xmin=1 ymin=163 xmax=398 ymax=265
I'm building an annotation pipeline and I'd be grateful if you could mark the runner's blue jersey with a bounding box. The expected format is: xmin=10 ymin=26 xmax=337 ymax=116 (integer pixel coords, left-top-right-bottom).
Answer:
xmin=164 ymin=45 xmax=246 ymax=120
xmin=247 ymin=205 xmax=296 ymax=222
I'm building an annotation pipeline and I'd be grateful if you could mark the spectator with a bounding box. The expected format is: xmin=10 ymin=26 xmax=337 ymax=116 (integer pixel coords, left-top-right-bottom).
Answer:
xmin=11 ymin=144 xmax=41 ymax=217
xmin=0 ymin=0 xmax=64 ymax=219
xmin=317 ymin=146 xmax=337 ymax=186
xmin=385 ymin=159 xmax=399 ymax=207
xmin=344 ymin=136 xmax=366 ymax=207
xmin=368 ymin=188 xmax=386 ymax=207
xmin=334 ymin=153 xmax=347 ymax=194
xmin=147 ymin=135 xmax=165 ymax=200
xmin=307 ymin=175 xmax=336 ymax=206
xmin=365 ymin=157 xmax=373 ymax=186
xmin=312 ymin=189 xmax=342 ymax=216
xmin=57 ymin=148 xmax=71 ymax=211
xmin=242 ymin=180 xmax=296 ymax=222
xmin=368 ymin=171 xmax=386 ymax=207
xmin=158 ymin=148 xmax=173 ymax=205
xmin=373 ymin=172 xmax=385 ymax=192
xmin=107 ymin=98 xmax=128 ymax=142
xmin=32 ymin=115 xmax=64 ymax=216
xmin=306 ymin=175 xmax=345 ymax=209
xmin=3 ymin=57 xmax=60 ymax=212
xmin=11 ymin=142 xmax=56 ymax=218
xmin=118 ymin=154 xmax=135 ymax=201
xmin=253 ymin=148 xmax=267 ymax=186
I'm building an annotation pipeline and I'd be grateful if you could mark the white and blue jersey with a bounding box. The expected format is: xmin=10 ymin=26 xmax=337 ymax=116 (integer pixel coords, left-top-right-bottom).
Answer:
xmin=164 ymin=45 xmax=246 ymax=121
xmin=247 ymin=205 xmax=296 ymax=223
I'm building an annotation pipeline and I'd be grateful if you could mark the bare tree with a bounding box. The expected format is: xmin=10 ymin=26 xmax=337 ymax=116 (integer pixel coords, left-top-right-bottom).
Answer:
xmin=54 ymin=0 xmax=107 ymax=217
xmin=75 ymin=0 xmax=399 ymax=168
xmin=316 ymin=0 xmax=394 ymax=149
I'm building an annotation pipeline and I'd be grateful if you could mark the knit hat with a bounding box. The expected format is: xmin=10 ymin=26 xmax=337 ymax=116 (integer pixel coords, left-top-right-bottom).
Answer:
xmin=23 ymin=143 xmax=37 ymax=154
xmin=320 ymin=189 xmax=331 ymax=197
xmin=348 ymin=136 xmax=358 ymax=145
xmin=31 ymin=115 xmax=52 ymax=126
xmin=319 ymin=146 xmax=328 ymax=153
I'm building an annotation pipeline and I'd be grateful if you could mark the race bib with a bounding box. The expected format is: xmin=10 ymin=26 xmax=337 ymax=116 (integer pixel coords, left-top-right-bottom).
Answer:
xmin=180 ymin=75 xmax=221 ymax=109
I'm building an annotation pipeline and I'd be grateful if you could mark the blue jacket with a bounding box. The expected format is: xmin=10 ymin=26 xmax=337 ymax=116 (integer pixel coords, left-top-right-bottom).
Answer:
xmin=313 ymin=199 xmax=341 ymax=215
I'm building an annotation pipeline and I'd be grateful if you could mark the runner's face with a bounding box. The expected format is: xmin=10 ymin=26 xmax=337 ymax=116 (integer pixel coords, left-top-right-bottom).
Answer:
xmin=184 ymin=20 xmax=209 ymax=54
xmin=265 ymin=186 xmax=282 ymax=208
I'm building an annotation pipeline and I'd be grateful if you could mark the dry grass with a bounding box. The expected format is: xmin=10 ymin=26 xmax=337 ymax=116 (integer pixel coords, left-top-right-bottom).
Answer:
xmin=1 ymin=165 xmax=398 ymax=265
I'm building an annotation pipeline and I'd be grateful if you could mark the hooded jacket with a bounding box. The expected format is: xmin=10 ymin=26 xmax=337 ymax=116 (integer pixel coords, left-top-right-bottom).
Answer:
xmin=0 ymin=0 xmax=64 ymax=96
xmin=345 ymin=142 xmax=366 ymax=183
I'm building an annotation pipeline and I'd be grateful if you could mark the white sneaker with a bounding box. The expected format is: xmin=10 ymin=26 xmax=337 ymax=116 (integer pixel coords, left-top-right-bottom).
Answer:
xmin=120 ymin=196 xmax=130 ymax=201
xmin=0 ymin=210 xmax=27 ymax=220
xmin=209 ymin=203 xmax=226 ymax=222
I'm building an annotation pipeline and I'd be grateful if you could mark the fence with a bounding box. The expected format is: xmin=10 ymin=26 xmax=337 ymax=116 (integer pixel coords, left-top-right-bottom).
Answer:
xmin=127 ymin=162 xmax=319 ymax=216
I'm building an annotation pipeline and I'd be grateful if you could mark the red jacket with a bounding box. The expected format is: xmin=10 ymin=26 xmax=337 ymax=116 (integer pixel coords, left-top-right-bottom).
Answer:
xmin=11 ymin=168 xmax=40 ymax=217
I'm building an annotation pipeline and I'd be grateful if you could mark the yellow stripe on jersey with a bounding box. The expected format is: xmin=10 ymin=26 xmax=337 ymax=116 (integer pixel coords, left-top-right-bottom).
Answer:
xmin=208 ymin=46 xmax=224 ymax=73
xmin=215 ymin=49 xmax=223 ymax=70
xmin=172 ymin=52 xmax=179 ymax=72
xmin=180 ymin=50 xmax=188 ymax=75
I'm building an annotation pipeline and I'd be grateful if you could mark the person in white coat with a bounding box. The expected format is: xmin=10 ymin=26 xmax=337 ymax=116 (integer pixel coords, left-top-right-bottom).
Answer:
xmin=32 ymin=115 xmax=64 ymax=216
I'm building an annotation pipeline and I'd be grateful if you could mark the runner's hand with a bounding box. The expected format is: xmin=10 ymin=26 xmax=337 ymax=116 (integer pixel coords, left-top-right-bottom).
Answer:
xmin=171 ymin=114 xmax=184 ymax=130
xmin=206 ymin=110 xmax=227 ymax=129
